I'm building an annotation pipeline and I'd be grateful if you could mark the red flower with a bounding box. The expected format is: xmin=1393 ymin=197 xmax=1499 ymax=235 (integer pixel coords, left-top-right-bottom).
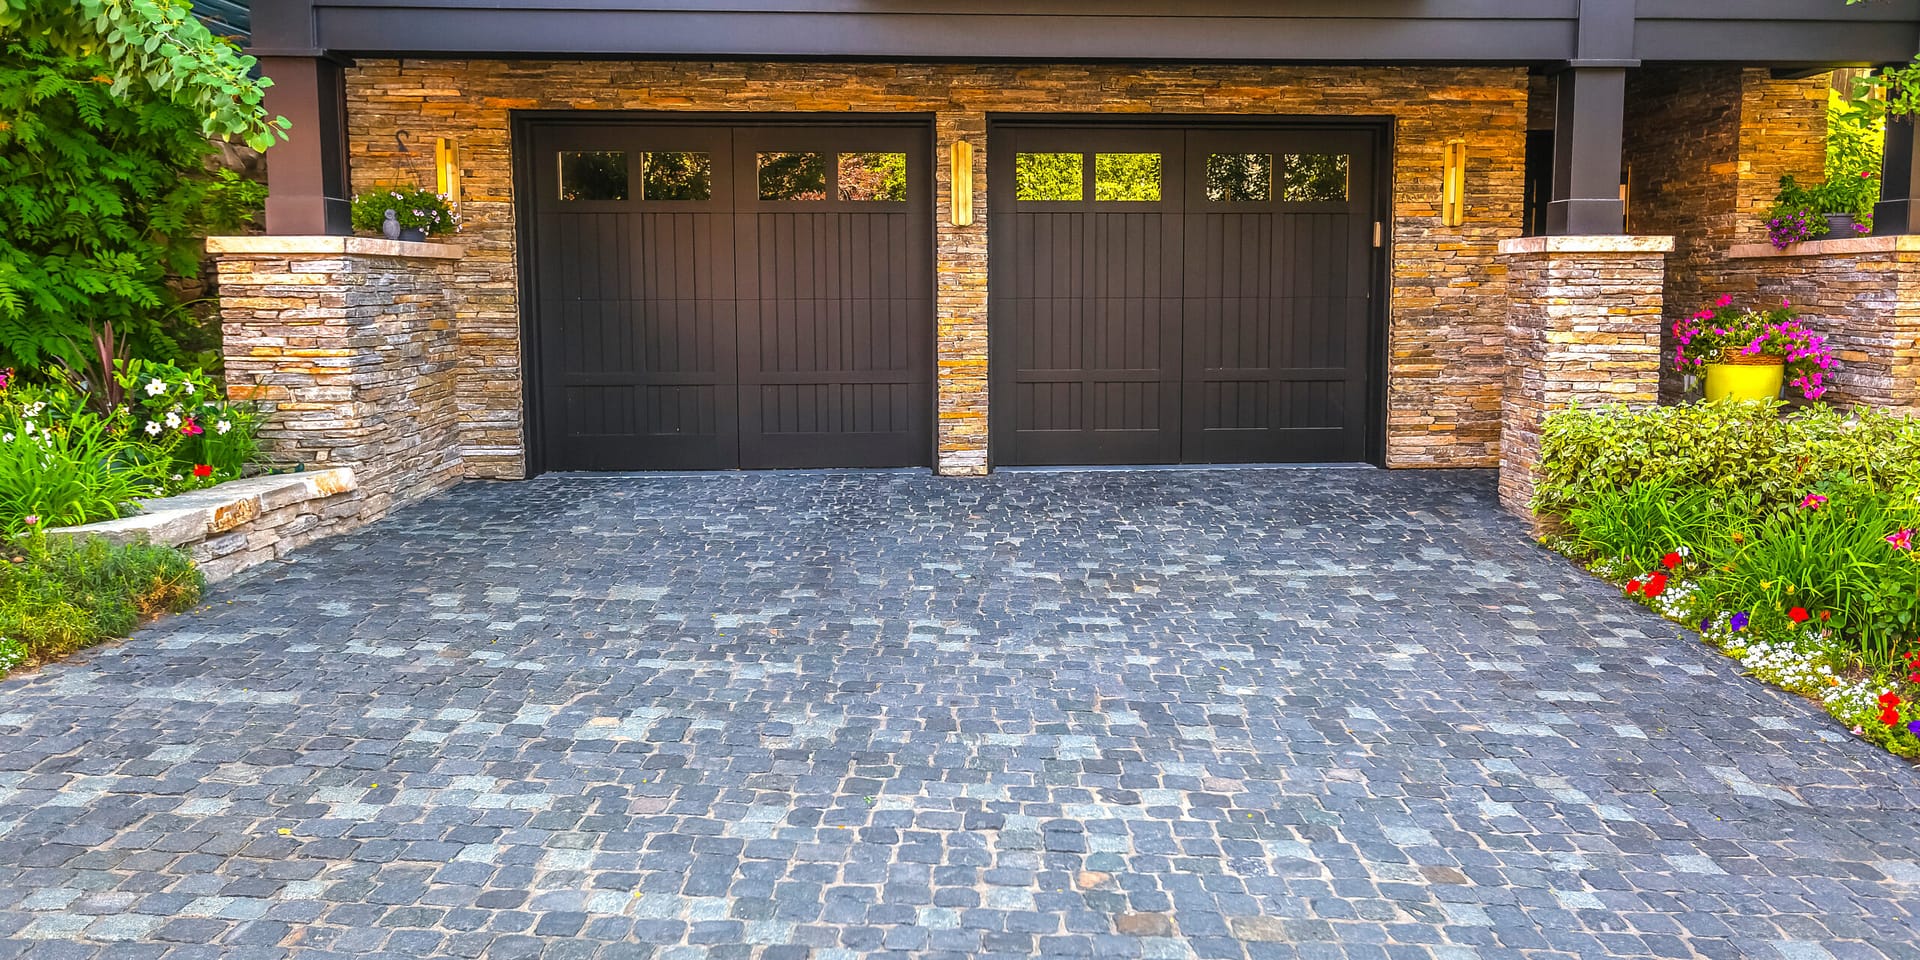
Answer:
xmin=1661 ymin=552 xmax=1682 ymax=571
xmin=1625 ymin=579 xmax=1643 ymax=595
xmin=1882 ymin=706 xmax=1903 ymax=726
xmin=1819 ymin=610 xmax=1831 ymax=621
xmin=1788 ymin=607 xmax=1809 ymax=624
xmin=192 ymin=464 xmax=213 ymax=478
xmin=1643 ymin=573 xmax=1668 ymax=598
xmin=1879 ymin=691 xmax=1902 ymax=708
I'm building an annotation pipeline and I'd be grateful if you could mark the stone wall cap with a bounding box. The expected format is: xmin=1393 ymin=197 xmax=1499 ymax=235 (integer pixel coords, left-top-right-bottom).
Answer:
xmin=1726 ymin=235 xmax=1920 ymax=259
xmin=43 ymin=468 xmax=359 ymax=548
xmin=205 ymin=236 xmax=465 ymax=259
xmin=1498 ymin=236 xmax=1677 ymax=255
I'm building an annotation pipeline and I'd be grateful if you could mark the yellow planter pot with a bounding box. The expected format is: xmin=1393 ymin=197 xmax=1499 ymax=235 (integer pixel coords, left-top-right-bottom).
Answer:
xmin=1704 ymin=360 xmax=1785 ymax=402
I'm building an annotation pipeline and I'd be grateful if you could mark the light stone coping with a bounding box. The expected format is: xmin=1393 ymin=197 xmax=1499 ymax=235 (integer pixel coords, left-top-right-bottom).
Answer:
xmin=1726 ymin=235 xmax=1920 ymax=259
xmin=204 ymin=235 xmax=465 ymax=259
xmin=1498 ymin=236 xmax=1677 ymax=255
xmin=45 ymin=468 xmax=359 ymax=549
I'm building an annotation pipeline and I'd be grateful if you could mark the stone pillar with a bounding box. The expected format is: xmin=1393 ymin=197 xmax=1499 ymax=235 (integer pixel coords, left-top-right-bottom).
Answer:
xmin=1722 ymin=236 xmax=1920 ymax=415
xmin=934 ymin=109 xmax=990 ymax=476
xmin=208 ymin=236 xmax=468 ymax=524
xmin=1497 ymin=236 xmax=1675 ymax=519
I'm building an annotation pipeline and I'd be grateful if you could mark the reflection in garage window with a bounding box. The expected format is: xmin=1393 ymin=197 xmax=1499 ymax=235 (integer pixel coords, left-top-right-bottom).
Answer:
xmin=1094 ymin=153 xmax=1161 ymax=201
xmin=1282 ymin=154 xmax=1350 ymax=202
xmin=758 ymin=152 xmax=828 ymax=200
xmin=558 ymin=151 xmax=628 ymax=201
xmin=1015 ymin=153 xmax=1083 ymax=201
xmin=1206 ymin=153 xmax=1272 ymax=202
xmin=642 ymin=152 xmax=712 ymax=201
xmin=838 ymin=152 xmax=908 ymax=201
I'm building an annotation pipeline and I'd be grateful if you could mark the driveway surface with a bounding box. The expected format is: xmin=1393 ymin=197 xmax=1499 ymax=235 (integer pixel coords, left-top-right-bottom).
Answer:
xmin=1 ymin=468 xmax=1917 ymax=960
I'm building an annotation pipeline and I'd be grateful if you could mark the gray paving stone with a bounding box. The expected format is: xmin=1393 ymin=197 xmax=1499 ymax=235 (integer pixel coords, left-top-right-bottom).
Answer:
xmin=1 ymin=469 xmax=1918 ymax=959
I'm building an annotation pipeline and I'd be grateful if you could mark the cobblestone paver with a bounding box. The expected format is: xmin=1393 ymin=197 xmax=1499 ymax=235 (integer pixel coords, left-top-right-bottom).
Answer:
xmin=2 ymin=468 xmax=1918 ymax=960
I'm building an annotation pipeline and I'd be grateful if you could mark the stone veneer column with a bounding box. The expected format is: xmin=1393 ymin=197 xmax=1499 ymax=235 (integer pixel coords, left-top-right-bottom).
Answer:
xmin=1497 ymin=236 xmax=1675 ymax=519
xmin=935 ymin=108 xmax=989 ymax=476
xmin=208 ymin=236 xmax=467 ymax=524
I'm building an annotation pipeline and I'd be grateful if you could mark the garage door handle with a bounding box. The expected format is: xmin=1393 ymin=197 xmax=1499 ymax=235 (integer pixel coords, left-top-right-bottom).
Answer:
xmin=1373 ymin=221 xmax=1384 ymax=248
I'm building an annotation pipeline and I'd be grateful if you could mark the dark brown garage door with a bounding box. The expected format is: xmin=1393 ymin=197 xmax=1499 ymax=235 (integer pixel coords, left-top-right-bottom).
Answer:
xmin=989 ymin=124 xmax=1379 ymax=466
xmin=527 ymin=121 xmax=933 ymax=471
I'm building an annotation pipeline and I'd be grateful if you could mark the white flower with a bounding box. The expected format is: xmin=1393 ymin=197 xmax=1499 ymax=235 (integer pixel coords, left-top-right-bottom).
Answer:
xmin=216 ymin=420 xmax=232 ymax=435
xmin=164 ymin=412 xmax=182 ymax=429
xmin=184 ymin=382 xmax=195 ymax=395
xmin=20 ymin=421 xmax=32 ymax=437
xmin=144 ymin=420 xmax=162 ymax=436
xmin=145 ymin=378 xmax=166 ymax=397
xmin=1 ymin=433 xmax=11 ymax=443
xmin=21 ymin=402 xmax=42 ymax=418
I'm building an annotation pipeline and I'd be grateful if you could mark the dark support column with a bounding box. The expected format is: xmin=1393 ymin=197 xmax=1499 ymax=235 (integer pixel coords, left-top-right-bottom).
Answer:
xmin=1874 ymin=114 xmax=1920 ymax=235
xmin=259 ymin=56 xmax=352 ymax=236
xmin=1546 ymin=67 xmax=1629 ymax=235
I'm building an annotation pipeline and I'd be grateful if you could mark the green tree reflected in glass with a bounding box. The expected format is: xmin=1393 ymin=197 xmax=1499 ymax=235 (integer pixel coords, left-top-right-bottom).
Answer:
xmin=758 ymin=152 xmax=827 ymax=200
xmin=559 ymin=151 xmax=627 ymax=201
xmin=1206 ymin=153 xmax=1272 ymax=202
xmin=1094 ymin=153 xmax=1161 ymax=202
xmin=838 ymin=152 xmax=908 ymax=201
xmin=1281 ymin=154 xmax=1349 ymax=202
xmin=1015 ymin=153 xmax=1082 ymax=201
xmin=642 ymin=152 xmax=711 ymax=201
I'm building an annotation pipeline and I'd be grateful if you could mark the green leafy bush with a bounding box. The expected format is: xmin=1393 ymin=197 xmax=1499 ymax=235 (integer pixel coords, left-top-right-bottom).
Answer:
xmin=0 ymin=525 xmax=201 ymax=668
xmin=1563 ymin=482 xmax=1753 ymax=575
xmin=0 ymin=40 xmax=266 ymax=370
xmin=1533 ymin=400 xmax=1920 ymax=522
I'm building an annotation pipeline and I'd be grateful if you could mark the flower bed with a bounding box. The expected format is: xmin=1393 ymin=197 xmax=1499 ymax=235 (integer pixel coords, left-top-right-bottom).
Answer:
xmin=0 ymin=522 xmax=202 ymax=675
xmin=1536 ymin=399 xmax=1920 ymax=758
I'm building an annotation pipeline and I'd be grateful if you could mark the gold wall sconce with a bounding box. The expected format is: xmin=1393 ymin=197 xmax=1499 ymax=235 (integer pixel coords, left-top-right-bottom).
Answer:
xmin=435 ymin=137 xmax=462 ymax=208
xmin=1441 ymin=138 xmax=1467 ymax=227
xmin=950 ymin=139 xmax=974 ymax=226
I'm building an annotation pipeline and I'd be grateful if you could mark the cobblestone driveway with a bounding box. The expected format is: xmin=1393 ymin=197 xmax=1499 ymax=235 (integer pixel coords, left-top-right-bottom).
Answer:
xmin=2 ymin=468 xmax=1918 ymax=960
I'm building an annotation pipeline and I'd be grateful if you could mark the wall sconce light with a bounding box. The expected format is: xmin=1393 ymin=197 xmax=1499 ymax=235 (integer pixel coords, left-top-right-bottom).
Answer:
xmin=435 ymin=137 xmax=462 ymax=208
xmin=950 ymin=140 xmax=974 ymax=227
xmin=1441 ymin=138 xmax=1467 ymax=227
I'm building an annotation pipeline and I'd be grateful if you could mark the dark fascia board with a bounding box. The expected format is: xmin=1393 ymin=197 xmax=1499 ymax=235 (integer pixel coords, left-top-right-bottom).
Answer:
xmin=292 ymin=0 xmax=1919 ymax=66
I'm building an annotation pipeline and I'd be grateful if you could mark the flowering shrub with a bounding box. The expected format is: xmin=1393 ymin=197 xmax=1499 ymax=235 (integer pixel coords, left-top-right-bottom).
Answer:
xmin=1767 ymin=209 xmax=1820 ymax=249
xmin=1540 ymin=402 xmax=1920 ymax=759
xmin=0 ymin=360 xmax=261 ymax=531
xmin=349 ymin=186 xmax=458 ymax=237
xmin=1671 ymin=296 xmax=1836 ymax=400
xmin=1766 ymin=173 xmax=1877 ymax=249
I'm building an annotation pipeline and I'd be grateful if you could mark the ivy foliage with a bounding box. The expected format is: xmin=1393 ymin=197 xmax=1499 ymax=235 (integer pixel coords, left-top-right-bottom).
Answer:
xmin=0 ymin=0 xmax=285 ymax=150
xmin=0 ymin=40 xmax=266 ymax=369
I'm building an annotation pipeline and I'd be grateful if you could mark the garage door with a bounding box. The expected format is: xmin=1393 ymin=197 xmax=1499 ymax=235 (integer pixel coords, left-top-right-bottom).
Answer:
xmin=527 ymin=121 xmax=933 ymax=471
xmin=989 ymin=124 xmax=1379 ymax=466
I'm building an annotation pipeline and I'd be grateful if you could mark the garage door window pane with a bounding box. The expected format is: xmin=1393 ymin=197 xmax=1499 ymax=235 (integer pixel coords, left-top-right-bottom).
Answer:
xmin=1094 ymin=153 xmax=1161 ymax=201
xmin=559 ymin=151 xmax=628 ymax=201
xmin=642 ymin=152 xmax=711 ymax=201
xmin=1206 ymin=153 xmax=1272 ymax=202
xmin=838 ymin=152 xmax=908 ymax=201
xmin=1281 ymin=154 xmax=1349 ymax=202
xmin=1015 ymin=153 xmax=1083 ymax=201
xmin=758 ymin=152 xmax=828 ymax=200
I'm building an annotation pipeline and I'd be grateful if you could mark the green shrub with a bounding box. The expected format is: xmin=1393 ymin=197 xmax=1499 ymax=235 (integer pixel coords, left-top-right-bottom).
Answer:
xmin=0 ymin=392 xmax=171 ymax=534
xmin=1563 ymin=481 xmax=1753 ymax=573
xmin=1533 ymin=400 xmax=1920 ymax=521
xmin=0 ymin=529 xmax=201 ymax=667
xmin=0 ymin=39 xmax=266 ymax=370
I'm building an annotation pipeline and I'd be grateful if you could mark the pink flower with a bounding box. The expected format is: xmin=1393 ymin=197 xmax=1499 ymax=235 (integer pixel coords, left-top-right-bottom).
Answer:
xmin=1800 ymin=493 xmax=1828 ymax=510
xmin=22 ymin=515 xmax=37 ymax=527
xmin=1716 ymin=294 xmax=1733 ymax=308
xmin=181 ymin=417 xmax=203 ymax=437
xmin=1888 ymin=528 xmax=1915 ymax=551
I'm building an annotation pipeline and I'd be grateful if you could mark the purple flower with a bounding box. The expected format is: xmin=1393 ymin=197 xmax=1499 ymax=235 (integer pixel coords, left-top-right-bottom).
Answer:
xmin=1910 ymin=720 xmax=1920 ymax=736
xmin=1730 ymin=611 xmax=1750 ymax=632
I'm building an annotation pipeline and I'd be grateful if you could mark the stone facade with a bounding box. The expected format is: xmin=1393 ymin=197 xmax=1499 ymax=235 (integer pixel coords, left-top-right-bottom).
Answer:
xmin=1497 ymin=236 xmax=1675 ymax=519
xmin=342 ymin=60 xmax=1530 ymax=474
xmin=209 ymin=236 xmax=467 ymax=527
xmin=1720 ymin=236 xmax=1920 ymax=415
xmin=46 ymin=469 xmax=361 ymax=582
xmin=1621 ymin=67 xmax=1828 ymax=398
